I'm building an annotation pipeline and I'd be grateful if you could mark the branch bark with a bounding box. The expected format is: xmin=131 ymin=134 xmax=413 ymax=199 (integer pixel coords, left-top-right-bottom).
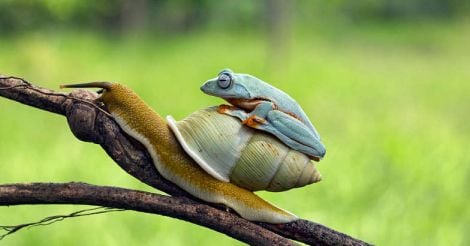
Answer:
xmin=0 ymin=182 xmax=291 ymax=245
xmin=0 ymin=76 xmax=370 ymax=245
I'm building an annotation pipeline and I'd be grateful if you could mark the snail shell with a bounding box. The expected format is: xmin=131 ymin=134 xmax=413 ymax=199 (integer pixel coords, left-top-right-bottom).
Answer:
xmin=167 ymin=106 xmax=322 ymax=192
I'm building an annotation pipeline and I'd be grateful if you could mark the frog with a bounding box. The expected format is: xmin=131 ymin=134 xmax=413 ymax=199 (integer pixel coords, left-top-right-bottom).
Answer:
xmin=200 ymin=69 xmax=326 ymax=161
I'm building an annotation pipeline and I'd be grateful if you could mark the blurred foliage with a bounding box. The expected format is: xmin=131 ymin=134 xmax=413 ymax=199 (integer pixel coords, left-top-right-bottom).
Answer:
xmin=0 ymin=0 xmax=469 ymax=34
xmin=0 ymin=0 xmax=469 ymax=245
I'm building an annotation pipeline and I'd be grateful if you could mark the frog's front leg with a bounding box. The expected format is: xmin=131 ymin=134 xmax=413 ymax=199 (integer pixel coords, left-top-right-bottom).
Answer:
xmin=241 ymin=101 xmax=274 ymax=127
xmin=217 ymin=104 xmax=250 ymax=121
xmin=218 ymin=101 xmax=274 ymax=126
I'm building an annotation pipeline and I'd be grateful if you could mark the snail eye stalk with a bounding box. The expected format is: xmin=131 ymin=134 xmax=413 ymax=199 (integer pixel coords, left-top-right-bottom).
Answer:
xmin=217 ymin=73 xmax=232 ymax=89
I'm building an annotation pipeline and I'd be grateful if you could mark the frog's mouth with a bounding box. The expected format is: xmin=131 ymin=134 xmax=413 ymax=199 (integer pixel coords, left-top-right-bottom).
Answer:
xmin=225 ymin=97 xmax=271 ymax=111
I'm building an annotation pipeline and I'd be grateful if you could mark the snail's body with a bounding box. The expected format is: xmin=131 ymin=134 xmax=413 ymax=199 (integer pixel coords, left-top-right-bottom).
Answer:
xmin=61 ymin=82 xmax=298 ymax=223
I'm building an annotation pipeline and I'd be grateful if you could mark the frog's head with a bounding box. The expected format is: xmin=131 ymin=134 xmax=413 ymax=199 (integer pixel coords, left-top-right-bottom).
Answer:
xmin=201 ymin=69 xmax=254 ymax=100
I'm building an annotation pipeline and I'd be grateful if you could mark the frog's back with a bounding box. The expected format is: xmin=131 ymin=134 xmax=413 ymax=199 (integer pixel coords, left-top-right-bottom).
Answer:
xmin=241 ymin=74 xmax=321 ymax=139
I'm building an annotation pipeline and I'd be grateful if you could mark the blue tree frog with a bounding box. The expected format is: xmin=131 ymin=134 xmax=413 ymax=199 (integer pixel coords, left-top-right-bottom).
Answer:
xmin=200 ymin=69 xmax=326 ymax=160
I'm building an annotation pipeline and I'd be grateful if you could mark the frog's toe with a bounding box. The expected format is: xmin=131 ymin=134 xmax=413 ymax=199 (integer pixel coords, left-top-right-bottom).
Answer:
xmin=242 ymin=115 xmax=266 ymax=128
xmin=217 ymin=104 xmax=239 ymax=114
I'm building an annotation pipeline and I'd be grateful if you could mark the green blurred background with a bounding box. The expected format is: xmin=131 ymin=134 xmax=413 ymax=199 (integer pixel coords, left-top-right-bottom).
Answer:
xmin=0 ymin=0 xmax=469 ymax=245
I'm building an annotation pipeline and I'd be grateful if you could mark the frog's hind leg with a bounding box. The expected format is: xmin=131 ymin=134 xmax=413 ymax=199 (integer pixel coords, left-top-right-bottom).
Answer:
xmin=252 ymin=122 xmax=323 ymax=159
xmin=219 ymin=103 xmax=326 ymax=159
xmin=265 ymin=110 xmax=326 ymax=159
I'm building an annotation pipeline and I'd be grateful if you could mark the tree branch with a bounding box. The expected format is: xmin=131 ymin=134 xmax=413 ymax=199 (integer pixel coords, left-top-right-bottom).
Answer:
xmin=0 ymin=75 xmax=370 ymax=245
xmin=0 ymin=182 xmax=291 ymax=245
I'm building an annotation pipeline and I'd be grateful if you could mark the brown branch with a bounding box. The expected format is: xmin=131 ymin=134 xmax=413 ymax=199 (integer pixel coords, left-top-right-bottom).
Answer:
xmin=0 ymin=75 xmax=370 ymax=246
xmin=0 ymin=182 xmax=291 ymax=245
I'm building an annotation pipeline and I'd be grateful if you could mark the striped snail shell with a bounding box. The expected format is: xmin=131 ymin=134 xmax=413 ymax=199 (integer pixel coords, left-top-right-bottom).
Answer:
xmin=167 ymin=106 xmax=322 ymax=192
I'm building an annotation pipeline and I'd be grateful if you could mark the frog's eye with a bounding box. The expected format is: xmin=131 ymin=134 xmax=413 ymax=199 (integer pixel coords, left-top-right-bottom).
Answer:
xmin=217 ymin=73 xmax=232 ymax=89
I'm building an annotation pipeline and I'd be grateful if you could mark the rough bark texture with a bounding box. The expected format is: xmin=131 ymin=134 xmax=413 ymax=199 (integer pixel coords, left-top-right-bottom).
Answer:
xmin=0 ymin=75 xmax=370 ymax=245
xmin=0 ymin=183 xmax=291 ymax=245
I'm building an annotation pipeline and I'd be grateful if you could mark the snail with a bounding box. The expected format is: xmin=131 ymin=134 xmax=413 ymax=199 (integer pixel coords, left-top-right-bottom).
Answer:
xmin=61 ymin=76 xmax=324 ymax=223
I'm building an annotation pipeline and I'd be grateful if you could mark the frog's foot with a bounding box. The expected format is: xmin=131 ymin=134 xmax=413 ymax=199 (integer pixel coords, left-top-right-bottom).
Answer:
xmin=242 ymin=115 xmax=266 ymax=128
xmin=217 ymin=104 xmax=239 ymax=114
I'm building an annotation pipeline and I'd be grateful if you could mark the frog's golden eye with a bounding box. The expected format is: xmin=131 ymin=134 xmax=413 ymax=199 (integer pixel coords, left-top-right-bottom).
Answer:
xmin=217 ymin=73 xmax=232 ymax=89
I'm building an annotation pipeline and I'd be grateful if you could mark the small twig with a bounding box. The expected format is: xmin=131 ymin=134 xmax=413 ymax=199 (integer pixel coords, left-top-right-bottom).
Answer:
xmin=0 ymin=84 xmax=27 ymax=90
xmin=0 ymin=76 xmax=112 ymax=117
xmin=0 ymin=76 xmax=31 ymax=85
xmin=0 ymin=207 xmax=124 ymax=240
xmin=66 ymin=96 xmax=113 ymax=118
